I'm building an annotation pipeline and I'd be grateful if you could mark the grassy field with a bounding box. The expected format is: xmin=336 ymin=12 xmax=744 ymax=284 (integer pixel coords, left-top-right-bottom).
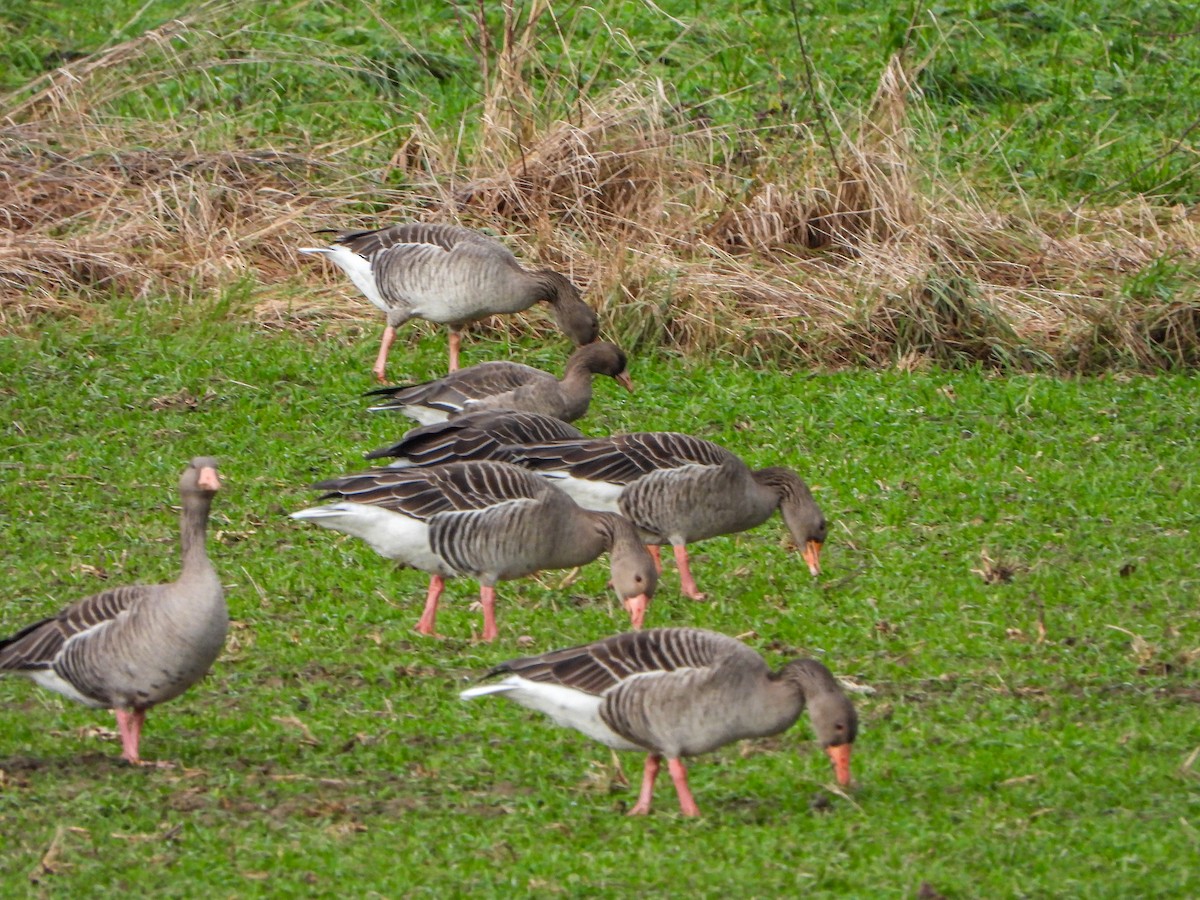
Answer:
xmin=1 ymin=0 xmax=1199 ymax=896
xmin=4 ymin=0 xmax=1200 ymax=368
xmin=0 ymin=301 xmax=1197 ymax=896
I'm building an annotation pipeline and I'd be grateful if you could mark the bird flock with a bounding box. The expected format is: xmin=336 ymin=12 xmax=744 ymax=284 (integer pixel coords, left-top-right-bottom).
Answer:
xmin=0 ymin=223 xmax=856 ymax=817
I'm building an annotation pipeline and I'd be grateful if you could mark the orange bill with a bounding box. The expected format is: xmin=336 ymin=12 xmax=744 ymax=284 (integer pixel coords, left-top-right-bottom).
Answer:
xmin=624 ymin=593 xmax=650 ymax=630
xmin=825 ymin=743 xmax=852 ymax=786
xmin=616 ymin=372 xmax=635 ymax=392
xmin=802 ymin=539 xmax=823 ymax=576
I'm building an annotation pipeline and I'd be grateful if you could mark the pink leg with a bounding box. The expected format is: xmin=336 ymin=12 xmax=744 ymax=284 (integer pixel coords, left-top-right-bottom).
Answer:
xmin=115 ymin=708 xmax=145 ymax=765
xmin=628 ymin=754 xmax=661 ymax=816
xmin=478 ymin=584 xmax=499 ymax=642
xmin=674 ymin=544 xmax=706 ymax=601
xmin=448 ymin=330 xmax=462 ymax=372
xmin=373 ymin=325 xmax=397 ymax=383
xmin=646 ymin=544 xmax=663 ymax=574
xmin=667 ymin=757 xmax=700 ymax=817
xmin=415 ymin=575 xmax=445 ymax=636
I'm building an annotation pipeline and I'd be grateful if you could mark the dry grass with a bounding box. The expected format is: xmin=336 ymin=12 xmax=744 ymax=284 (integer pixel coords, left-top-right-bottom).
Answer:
xmin=2 ymin=9 xmax=1198 ymax=370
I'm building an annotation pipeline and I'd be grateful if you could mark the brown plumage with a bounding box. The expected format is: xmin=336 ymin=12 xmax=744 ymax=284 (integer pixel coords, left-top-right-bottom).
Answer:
xmin=504 ymin=432 xmax=827 ymax=599
xmin=364 ymin=409 xmax=584 ymax=469
xmin=291 ymin=460 xmax=658 ymax=641
xmin=299 ymin=223 xmax=600 ymax=378
xmin=0 ymin=458 xmax=228 ymax=765
xmin=461 ymin=628 xmax=857 ymax=816
xmin=365 ymin=342 xmax=632 ymax=425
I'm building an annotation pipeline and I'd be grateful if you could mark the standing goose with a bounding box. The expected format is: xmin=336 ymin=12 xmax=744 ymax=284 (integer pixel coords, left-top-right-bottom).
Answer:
xmin=0 ymin=458 xmax=228 ymax=766
xmin=365 ymin=342 xmax=633 ymax=425
xmin=364 ymin=409 xmax=584 ymax=469
xmin=505 ymin=432 xmax=826 ymax=600
xmin=461 ymin=628 xmax=857 ymax=817
xmin=290 ymin=461 xmax=657 ymax=641
xmin=299 ymin=223 xmax=600 ymax=379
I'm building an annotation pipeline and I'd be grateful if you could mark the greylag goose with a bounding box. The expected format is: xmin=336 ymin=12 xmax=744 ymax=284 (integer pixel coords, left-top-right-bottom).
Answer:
xmin=290 ymin=461 xmax=657 ymax=641
xmin=0 ymin=458 xmax=227 ymax=765
xmin=299 ymin=222 xmax=600 ymax=379
xmin=364 ymin=409 xmax=584 ymax=469
xmin=504 ymin=432 xmax=826 ymax=600
xmin=365 ymin=342 xmax=633 ymax=425
xmin=461 ymin=628 xmax=857 ymax=816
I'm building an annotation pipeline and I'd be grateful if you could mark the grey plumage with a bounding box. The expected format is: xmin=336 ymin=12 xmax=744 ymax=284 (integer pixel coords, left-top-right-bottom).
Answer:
xmin=461 ymin=628 xmax=857 ymax=816
xmin=299 ymin=222 xmax=600 ymax=378
xmin=505 ymin=432 xmax=827 ymax=599
xmin=365 ymin=341 xmax=632 ymax=424
xmin=291 ymin=460 xmax=657 ymax=641
xmin=364 ymin=409 xmax=584 ymax=469
xmin=0 ymin=457 xmax=228 ymax=765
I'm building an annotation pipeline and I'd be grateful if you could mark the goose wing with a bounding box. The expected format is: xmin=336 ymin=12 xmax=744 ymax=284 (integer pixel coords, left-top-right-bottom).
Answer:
xmin=311 ymin=461 xmax=559 ymax=521
xmin=513 ymin=432 xmax=735 ymax=484
xmin=326 ymin=222 xmax=497 ymax=258
xmin=365 ymin=410 xmax=583 ymax=467
xmin=0 ymin=584 xmax=149 ymax=671
xmin=484 ymin=628 xmax=755 ymax=697
xmin=366 ymin=361 xmax=549 ymax=413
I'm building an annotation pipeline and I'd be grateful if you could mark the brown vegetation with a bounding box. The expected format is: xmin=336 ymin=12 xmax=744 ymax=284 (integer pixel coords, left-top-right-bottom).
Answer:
xmin=2 ymin=8 xmax=1198 ymax=371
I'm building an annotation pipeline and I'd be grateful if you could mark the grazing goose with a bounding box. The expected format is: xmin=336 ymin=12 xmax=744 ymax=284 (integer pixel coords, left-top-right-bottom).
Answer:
xmin=365 ymin=342 xmax=633 ymax=425
xmin=504 ymin=432 xmax=826 ymax=600
xmin=461 ymin=628 xmax=857 ymax=816
xmin=364 ymin=409 xmax=584 ymax=469
xmin=299 ymin=222 xmax=600 ymax=379
xmin=290 ymin=461 xmax=657 ymax=641
xmin=0 ymin=458 xmax=227 ymax=766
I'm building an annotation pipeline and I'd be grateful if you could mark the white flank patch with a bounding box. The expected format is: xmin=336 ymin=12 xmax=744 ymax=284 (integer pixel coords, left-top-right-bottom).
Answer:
xmin=539 ymin=474 xmax=623 ymax=512
xmin=29 ymin=669 xmax=107 ymax=708
xmin=291 ymin=503 xmax=447 ymax=572
xmin=463 ymin=675 xmax=640 ymax=751
xmin=302 ymin=245 xmax=388 ymax=312
xmin=366 ymin=404 xmax=451 ymax=425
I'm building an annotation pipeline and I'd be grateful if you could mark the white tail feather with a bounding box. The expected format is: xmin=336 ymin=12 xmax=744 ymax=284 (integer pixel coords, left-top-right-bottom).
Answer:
xmin=460 ymin=682 xmax=518 ymax=700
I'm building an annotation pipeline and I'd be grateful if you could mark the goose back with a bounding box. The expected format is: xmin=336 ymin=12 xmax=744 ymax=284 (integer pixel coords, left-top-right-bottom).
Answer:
xmin=509 ymin=433 xmax=790 ymax=544
xmin=366 ymin=342 xmax=629 ymax=423
xmin=306 ymin=222 xmax=598 ymax=337
xmin=299 ymin=461 xmax=656 ymax=590
xmin=365 ymin=409 xmax=584 ymax=469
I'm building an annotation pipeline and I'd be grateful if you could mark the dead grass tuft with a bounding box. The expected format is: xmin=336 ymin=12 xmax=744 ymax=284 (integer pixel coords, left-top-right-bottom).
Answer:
xmin=2 ymin=21 xmax=1199 ymax=371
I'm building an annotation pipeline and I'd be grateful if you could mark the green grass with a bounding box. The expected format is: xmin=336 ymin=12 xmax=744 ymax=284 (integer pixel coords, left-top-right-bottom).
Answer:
xmin=5 ymin=0 xmax=1200 ymax=202
xmin=1 ymin=298 xmax=1197 ymax=896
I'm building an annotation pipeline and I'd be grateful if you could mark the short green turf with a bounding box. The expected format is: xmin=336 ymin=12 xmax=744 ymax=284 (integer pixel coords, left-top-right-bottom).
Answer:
xmin=0 ymin=298 xmax=1196 ymax=897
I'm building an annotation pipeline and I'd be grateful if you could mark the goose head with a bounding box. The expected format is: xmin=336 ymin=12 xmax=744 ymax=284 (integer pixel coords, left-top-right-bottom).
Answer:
xmin=184 ymin=457 xmax=221 ymax=495
xmin=569 ymin=342 xmax=634 ymax=392
xmin=539 ymin=271 xmax=600 ymax=346
xmin=763 ymin=469 xmax=826 ymax=576
xmin=781 ymin=659 xmax=857 ymax=786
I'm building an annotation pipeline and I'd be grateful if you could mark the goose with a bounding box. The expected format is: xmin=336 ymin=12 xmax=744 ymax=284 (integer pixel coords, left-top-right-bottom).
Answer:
xmin=0 ymin=458 xmax=228 ymax=766
xmin=503 ymin=432 xmax=827 ymax=600
xmin=364 ymin=409 xmax=584 ymax=469
xmin=461 ymin=627 xmax=857 ymax=817
xmin=365 ymin=341 xmax=633 ymax=425
xmin=290 ymin=461 xmax=657 ymax=641
xmin=299 ymin=222 xmax=600 ymax=379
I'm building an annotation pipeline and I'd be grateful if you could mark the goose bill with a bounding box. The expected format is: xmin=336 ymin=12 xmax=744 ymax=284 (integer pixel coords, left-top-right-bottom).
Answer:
xmin=825 ymin=743 xmax=852 ymax=786
xmin=623 ymin=593 xmax=651 ymax=630
xmin=802 ymin=539 xmax=822 ymax=576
